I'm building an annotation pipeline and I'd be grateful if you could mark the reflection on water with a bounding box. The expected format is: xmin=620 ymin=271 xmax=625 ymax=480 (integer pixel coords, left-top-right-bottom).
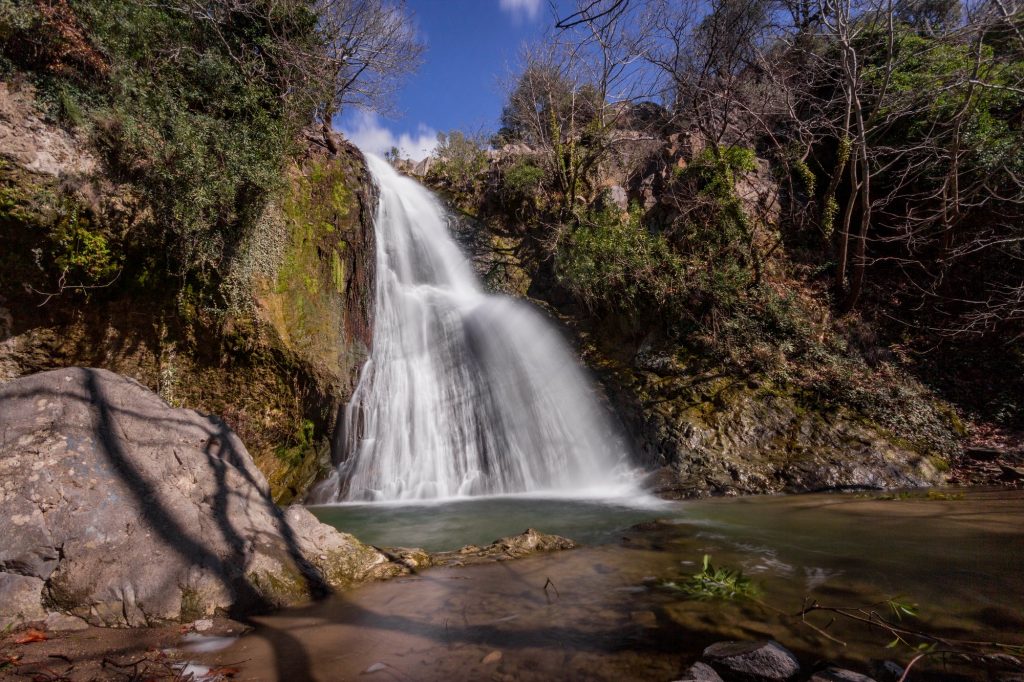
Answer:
xmin=205 ymin=489 xmax=1024 ymax=681
xmin=309 ymin=494 xmax=669 ymax=551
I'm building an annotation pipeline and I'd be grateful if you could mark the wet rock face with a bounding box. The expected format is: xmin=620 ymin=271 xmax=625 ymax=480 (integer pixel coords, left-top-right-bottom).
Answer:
xmin=603 ymin=355 xmax=944 ymax=498
xmin=702 ymin=640 xmax=801 ymax=682
xmin=0 ymin=368 xmax=405 ymax=628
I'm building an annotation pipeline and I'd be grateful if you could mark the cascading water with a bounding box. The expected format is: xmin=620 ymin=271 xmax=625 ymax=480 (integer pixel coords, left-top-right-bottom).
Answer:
xmin=313 ymin=154 xmax=630 ymax=502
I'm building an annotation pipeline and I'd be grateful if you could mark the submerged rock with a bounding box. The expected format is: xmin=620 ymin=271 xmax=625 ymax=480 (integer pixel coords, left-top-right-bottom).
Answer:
xmin=674 ymin=661 xmax=724 ymax=681
xmin=702 ymin=640 xmax=801 ymax=681
xmin=0 ymin=368 xmax=407 ymax=628
xmin=809 ymin=668 xmax=878 ymax=682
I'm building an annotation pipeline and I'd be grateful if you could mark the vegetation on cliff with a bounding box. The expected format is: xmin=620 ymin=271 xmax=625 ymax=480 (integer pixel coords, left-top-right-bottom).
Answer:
xmin=0 ymin=0 xmax=422 ymax=500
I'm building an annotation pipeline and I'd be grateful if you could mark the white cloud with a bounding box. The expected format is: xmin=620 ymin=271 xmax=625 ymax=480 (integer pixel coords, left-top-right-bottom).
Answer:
xmin=499 ymin=0 xmax=541 ymax=21
xmin=340 ymin=111 xmax=438 ymax=161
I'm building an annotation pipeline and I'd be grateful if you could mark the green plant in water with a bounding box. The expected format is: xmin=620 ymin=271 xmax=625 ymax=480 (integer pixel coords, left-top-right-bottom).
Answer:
xmin=663 ymin=554 xmax=759 ymax=601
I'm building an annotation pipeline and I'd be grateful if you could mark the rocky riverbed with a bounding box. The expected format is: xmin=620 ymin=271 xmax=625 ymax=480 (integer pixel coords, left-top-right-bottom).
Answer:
xmin=2 ymin=368 xmax=1023 ymax=681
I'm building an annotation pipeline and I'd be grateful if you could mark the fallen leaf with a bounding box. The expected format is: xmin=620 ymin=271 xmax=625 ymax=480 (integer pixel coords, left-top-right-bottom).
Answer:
xmin=14 ymin=629 xmax=47 ymax=644
xmin=481 ymin=650 xmax=502 ymax=664
xmin=208 ymin=666 xmax=240 ymax=677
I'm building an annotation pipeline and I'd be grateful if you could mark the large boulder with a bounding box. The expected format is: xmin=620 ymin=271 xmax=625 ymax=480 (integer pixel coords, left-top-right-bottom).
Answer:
xmin=0 ymin=367 xmax=405 ymax=628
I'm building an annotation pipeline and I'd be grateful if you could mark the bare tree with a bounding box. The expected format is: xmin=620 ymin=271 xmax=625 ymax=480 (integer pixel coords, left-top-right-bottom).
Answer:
xmin=628 ymin=0 xmax=1024 ymax=335
xmin=312 ymin=0 xmax=424 ymax=146
xmin=506 ymin=0 xmax=660 ymax=212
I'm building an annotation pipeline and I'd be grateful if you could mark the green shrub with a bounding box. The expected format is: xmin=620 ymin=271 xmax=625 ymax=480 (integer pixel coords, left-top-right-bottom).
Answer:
xmin=675 ymin=147 xmax=757 ymax=263
xmin=2 ymin=0 xmax=316 ymax=304
xmin=557 ymin=153 xmax=809 ymax=367
xmin=500 ymin=159 xmax=545 ymax=206
xmin=275 ymin=419 xmax=316 ymax=467
xmin=557 ymin=202 xmax=683 ymax=316
xmin=51 ymin=199 xmax=119 ymax=283
xmin=429 ymin=130 xmax=489 ymax=193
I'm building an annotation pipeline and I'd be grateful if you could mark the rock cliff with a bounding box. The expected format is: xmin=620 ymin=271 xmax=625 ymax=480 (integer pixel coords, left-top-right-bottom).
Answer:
xmin=0 ymin=81 xmax=377 ymax=502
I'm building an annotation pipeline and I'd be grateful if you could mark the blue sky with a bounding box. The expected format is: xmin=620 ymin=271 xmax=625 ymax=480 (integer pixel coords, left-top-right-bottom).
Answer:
xmin=338 ymin=0 xmax=554 ymax=160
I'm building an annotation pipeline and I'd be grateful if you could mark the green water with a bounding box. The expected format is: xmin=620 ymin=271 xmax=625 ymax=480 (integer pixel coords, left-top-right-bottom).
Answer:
xmin=309 ymin=495 xmax=669 ymax=550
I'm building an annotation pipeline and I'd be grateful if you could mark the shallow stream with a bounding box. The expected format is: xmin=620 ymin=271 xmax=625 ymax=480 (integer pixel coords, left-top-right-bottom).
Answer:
xmin=202 ymin=488 xmax=1024 ymax=681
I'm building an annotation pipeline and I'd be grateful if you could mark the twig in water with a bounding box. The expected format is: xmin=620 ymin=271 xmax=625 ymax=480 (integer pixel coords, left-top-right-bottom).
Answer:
xmin=543 ymin=577 xmax=560 ymax=603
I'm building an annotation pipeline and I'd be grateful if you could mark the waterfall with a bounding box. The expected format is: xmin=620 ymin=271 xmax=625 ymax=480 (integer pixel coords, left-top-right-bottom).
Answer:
xmin=313 ymin=154 xmax=630 ymax=502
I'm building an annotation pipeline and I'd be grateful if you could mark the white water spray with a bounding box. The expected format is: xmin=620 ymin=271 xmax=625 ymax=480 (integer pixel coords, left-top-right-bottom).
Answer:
xmin=313 ymin=154 xmax=630 ymax=502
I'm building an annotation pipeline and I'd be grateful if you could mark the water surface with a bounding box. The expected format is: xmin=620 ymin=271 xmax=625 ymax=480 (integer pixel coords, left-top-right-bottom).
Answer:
xmin=310 ymin=494 xmax=666 ymax=550
xmin=205 ymin=489 xmax=1024 ymax=681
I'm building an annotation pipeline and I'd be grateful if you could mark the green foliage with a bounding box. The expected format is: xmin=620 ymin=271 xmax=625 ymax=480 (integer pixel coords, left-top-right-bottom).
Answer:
xmin=557 ymin=202 xmax=683 ymax=314
xmin=821 ymin=196 xmax=839 ymax=238
xmin=430 ymin=130 xmax=489 ymax=191
xmin=0 ymin=0 xmax=38 ymax=35
xmin=792 ymin=158 xmax=815 ymax=196
xmin=83 ymin=0 xmax=296 ymax=280
xmin=889 ymin=597 xmax=917 ymax=616
xmin=556 ymin=145 xmax=814 ymax=372
xmin=1 ymin=0 xmax=319 ymax=302
xmin=51 ymin=199 xmax=119 ymax=283
xmin=559 ymin=148 xmax=757 ymax=321
xmin=275 ymin=419 xmax=316 ymax=467
xmin=496 ymin=158 xmax=546 ymax=216
xmin=502 ymin=159 xmax=545 ymax=199
xmin=662 ymin=555 xmax=759 ymax=601
xmin=863 ymin=28 xmax=1024 ymax=184
xmin=679 ymin=147 xmax=754 ymax=240
xmin=0 ymin=164 xmax=124 ymax=297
